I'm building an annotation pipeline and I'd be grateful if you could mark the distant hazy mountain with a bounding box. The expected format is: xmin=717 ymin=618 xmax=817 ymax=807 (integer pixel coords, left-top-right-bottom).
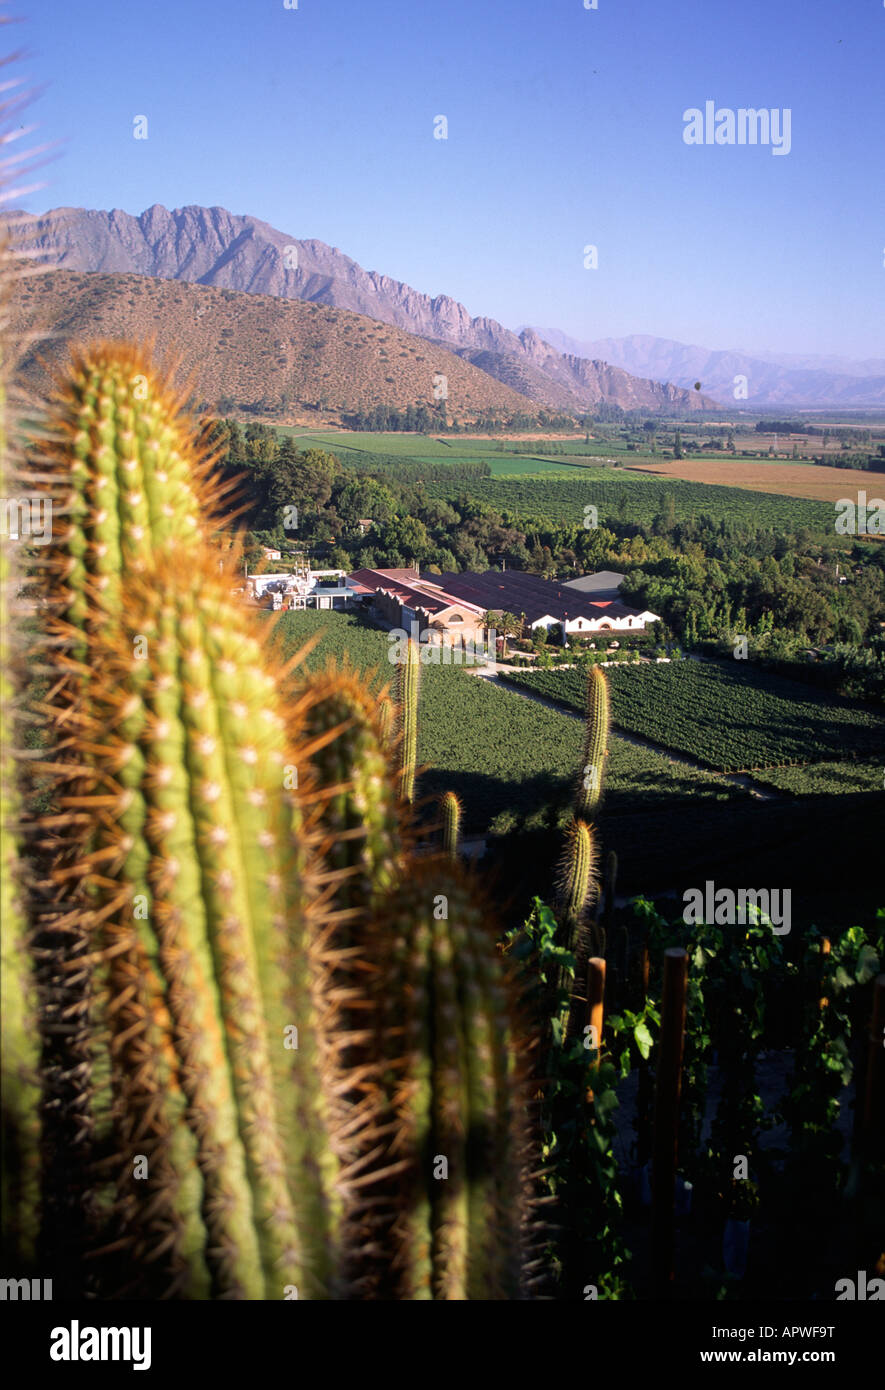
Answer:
xmin=9 ymin=204 xmax=717 ymax=414
xmin=529 ymin=328 xmax=885 ymax=409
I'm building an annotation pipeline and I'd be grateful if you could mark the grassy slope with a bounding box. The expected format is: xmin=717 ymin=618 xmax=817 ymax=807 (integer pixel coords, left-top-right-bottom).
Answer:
xmin=268 ymin=610 xmax=747 ymax=833
xmin=503 ymin=661 xmax=885 ymax=781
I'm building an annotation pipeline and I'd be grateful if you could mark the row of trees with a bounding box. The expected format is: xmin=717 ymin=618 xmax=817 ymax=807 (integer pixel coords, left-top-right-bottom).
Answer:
xmin=340 ymin=403 xmax=584 ymax=434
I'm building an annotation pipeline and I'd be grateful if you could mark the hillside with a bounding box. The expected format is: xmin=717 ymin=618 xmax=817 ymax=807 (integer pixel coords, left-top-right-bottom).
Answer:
xmin=9 ymin=204 xmax=718 ymax=414
xmin=7 ymin=269 xmax=541 ymax=424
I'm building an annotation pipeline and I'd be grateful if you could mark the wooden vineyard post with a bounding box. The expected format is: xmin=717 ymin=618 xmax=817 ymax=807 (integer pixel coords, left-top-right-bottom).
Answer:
xmin=585 ymin=957 xmax=606 ymax=1102
xmin=819 ymin=937 xmax=831 ymax=1012
xmin=651 ymin=947 xmax=687 ymax=1297
xmin=861 ymin=974 xmax=885 ymax=1160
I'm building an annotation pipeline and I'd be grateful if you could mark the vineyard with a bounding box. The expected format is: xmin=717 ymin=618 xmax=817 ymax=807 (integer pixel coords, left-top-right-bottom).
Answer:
xmin=425 ymin=471 xmax=836 ymax=531
xmin=275 ymin=433 xmax=852 ymax=517
xmin=750 ymin=760 xmax=885 ymax=796
xmin=271 ymin=611 xmax=745 ymax=833
xmin=503 ymin=660 xmax=885 ymax=774
xmin=289 ymin=430 xmax=581 ymax=476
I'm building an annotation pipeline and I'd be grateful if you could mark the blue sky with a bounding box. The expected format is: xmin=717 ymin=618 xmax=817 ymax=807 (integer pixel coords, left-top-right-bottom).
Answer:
xmin=15 ymin=0 xmax=885 ymax=357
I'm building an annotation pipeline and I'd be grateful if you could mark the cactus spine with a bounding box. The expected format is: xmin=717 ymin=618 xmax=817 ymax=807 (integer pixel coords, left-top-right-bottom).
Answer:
xmin=394 ymin=636 xmax=420 ymax=804
xmin=575 ymin=666 xmax=610 ymax=819
xmin=440 ymin=790 xmax=462 ymax=860
xmin=38 ymin=342 xmax=226 ymax=642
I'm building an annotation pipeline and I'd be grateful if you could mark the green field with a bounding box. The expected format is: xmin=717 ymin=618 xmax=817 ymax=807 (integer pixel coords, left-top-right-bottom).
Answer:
xmin=277 ymin=431 xmax=842 ymax=520
xmin=503 ymin=660 xmax=885 ymax=775
xmin=287 ymin=430 xmax=465 ymax=456
xmin=286 ymin=430 xmax=583 ymax=476
xmin=424 ymin=472 xmax=835 ymax=531
xmin=269 ymin=610 xmax=748 ymax=832
xmin=749 ymin=760 xmax=885 ymax=796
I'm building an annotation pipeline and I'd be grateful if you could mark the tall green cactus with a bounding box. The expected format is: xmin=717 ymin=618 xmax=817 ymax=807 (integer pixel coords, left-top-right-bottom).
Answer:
xmin=575 ymin=666 xmax=610 ymax=819
xmin=393 ymin=636 xmax=420 ymax=804
xmin=0 ymin=223 xmax=42 ymax=1270
xmin=3 ymin=335 xmax=547 ymax=1302
xmin=556 ymin=819 xmax=598 ymax=940
xmin=293 ymin=664 xmax=404 ymax=916
xmin=46 ymin=552 xmax=344 ymax=1298
xmin=37 ymin=341 xmax=229 ymax=641
xmin=25 ymin=342 xmax=236 ymax=1290
xmin=439 ymin=790 xmax=462 ymax=861
xmin=555 ymin=819 xmax=599 ymax=1038
xmin=367 ymin=859 xmax=537 ymax=1299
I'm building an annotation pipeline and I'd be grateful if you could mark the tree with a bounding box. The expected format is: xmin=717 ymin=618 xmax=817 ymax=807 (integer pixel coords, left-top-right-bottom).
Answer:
xmin=334 ymin=477 xmax=397 ymax=528
xmin=377 ymin=515 xmax=432 ymax=563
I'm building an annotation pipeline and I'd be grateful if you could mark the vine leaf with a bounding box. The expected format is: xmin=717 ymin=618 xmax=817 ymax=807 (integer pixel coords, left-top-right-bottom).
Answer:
xmin=633 ymin=1021 xmax=653 ymax=1060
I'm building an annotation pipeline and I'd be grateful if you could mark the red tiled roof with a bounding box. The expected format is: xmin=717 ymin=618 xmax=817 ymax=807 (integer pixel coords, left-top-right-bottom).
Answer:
xmin=420 ymin=571 xmax=643 ymax=625
xmin=348 ymin=568 xmax=484 ymax=618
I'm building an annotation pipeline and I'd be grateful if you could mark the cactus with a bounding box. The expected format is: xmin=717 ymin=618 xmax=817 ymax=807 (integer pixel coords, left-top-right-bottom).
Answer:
xmin=575 ymin=666 xmax=610 ymax=819
xmin=555 ymin=819 xmax=599 ymax=1038
xmin=439 ymin=790 xmax=462 ymax=861
xmin=36 ymin=341 xmax=230 ymax=643
xmin=0 ymin=219 xmax=42 ymax=1269
xmin=22 ymin=342 xmax=238 ymax=1290
xmin=556 ymin=819 xmax=598 ymax=941
xmin=292 ymin=663 xmax=404 ymax=918
xmin=41 ymin=552 xmax=346 ymax=1298
xmin=366 ymin=859 xmax=537 ymax=1299
xmin=393 ymin=636 xmax=420 ymax=804
xmin=3 ymin=337 xmax=547 ymax=1300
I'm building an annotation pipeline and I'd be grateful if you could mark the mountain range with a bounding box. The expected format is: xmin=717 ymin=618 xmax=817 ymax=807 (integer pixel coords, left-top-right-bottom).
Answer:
xmin=9 ymin=204 xmax=717 ymax=416
xmin=529 ymin=329 xmax=885 ymax=409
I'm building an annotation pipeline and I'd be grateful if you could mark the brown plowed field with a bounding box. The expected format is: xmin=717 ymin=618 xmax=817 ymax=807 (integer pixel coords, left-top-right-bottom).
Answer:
xmin=627 ymin=458 xmax=883 ymax=503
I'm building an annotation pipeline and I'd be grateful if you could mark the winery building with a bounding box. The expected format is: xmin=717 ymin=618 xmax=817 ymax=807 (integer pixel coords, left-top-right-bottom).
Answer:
xmin=347 ymin=567 xmax=658 ymax=641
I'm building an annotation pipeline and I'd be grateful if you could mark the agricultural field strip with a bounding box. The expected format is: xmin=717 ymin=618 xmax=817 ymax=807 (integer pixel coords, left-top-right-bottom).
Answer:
xmin=282 ymin=432 xmax=844 ymax=507
xmin=292 ymin=432 xmax=578 ymax=474
xmin=422 ymin=472 xmax=835 ymax=530
xmin=749 ymin=760 xmax=885 ymax=796
xmin=268 ymin=610 xmax=749 ymax=831
xmin=484 ymin=669 xmax=773 ymax=798
xmin=502 ymin=662 xmax=885 ymax=774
